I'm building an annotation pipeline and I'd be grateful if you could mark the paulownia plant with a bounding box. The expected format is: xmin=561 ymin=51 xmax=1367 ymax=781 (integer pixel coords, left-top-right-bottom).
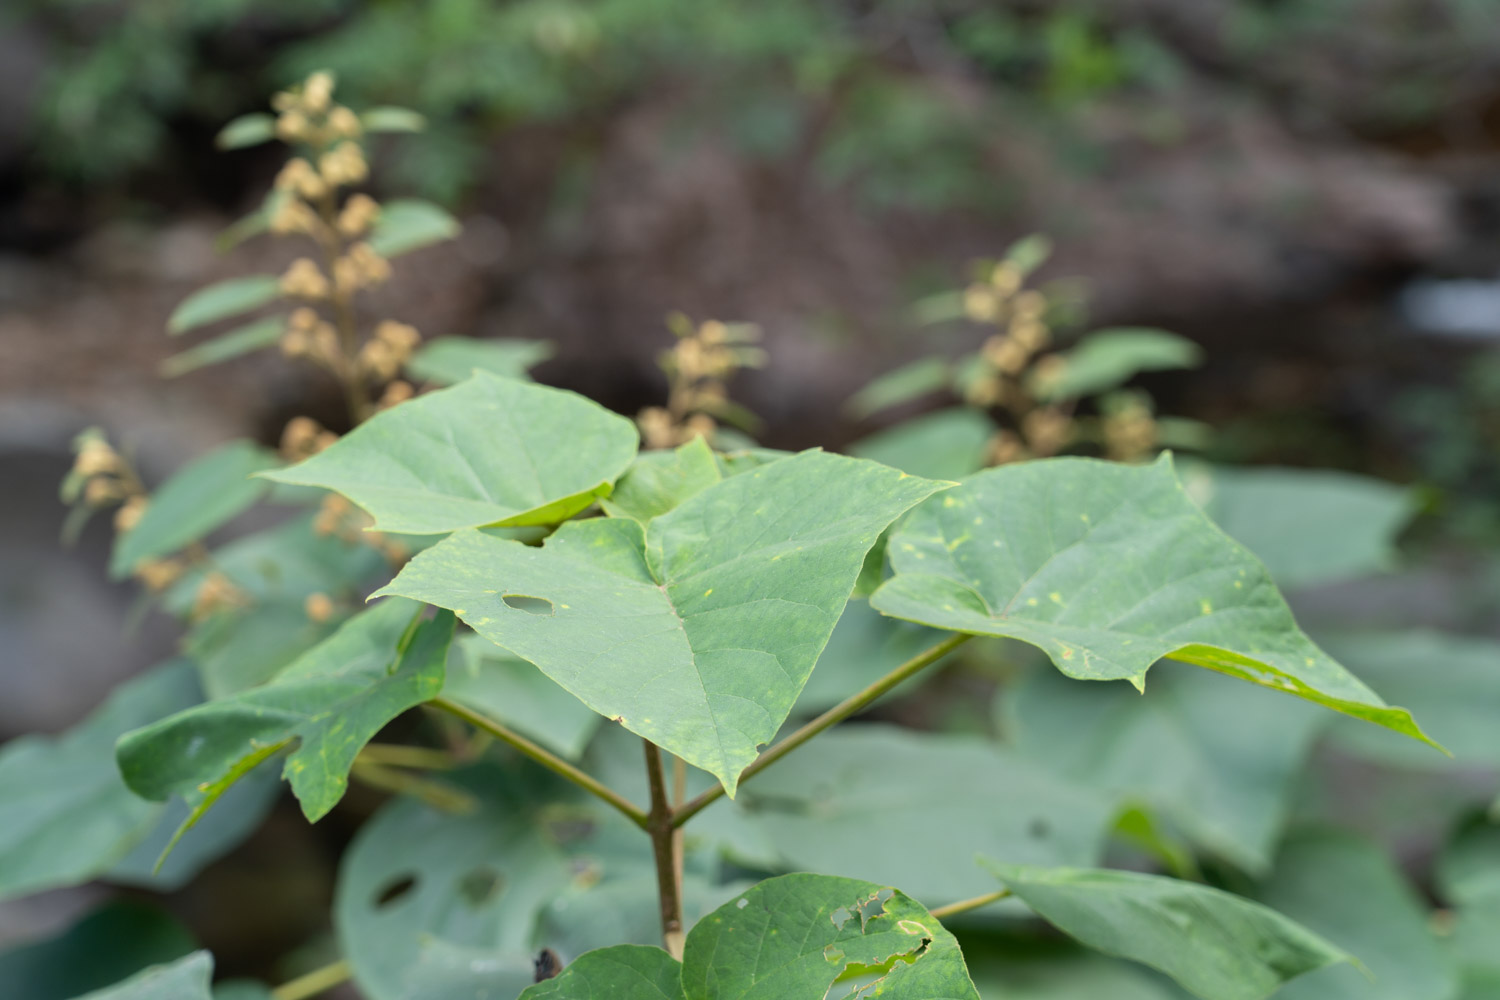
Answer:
xmin=5 ymin=74 xmax=1452 ymax=1000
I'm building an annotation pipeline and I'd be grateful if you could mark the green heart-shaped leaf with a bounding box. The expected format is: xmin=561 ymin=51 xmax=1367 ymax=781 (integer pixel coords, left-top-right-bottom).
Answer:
xmin=261 ymin=373 xmax=639 ymax=534
xmin=378 ymin=450 xmax=949 ymax=792
xmin=871 ymin=455 xmax=1438 ymax=748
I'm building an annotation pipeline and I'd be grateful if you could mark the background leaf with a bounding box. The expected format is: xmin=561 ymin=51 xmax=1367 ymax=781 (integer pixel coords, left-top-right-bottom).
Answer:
xmin=110 ymin=440 xmax=279 ymax=579
xmin=380 ymin=450 xmax=948 ymax=792
xmin=361 ymin=106 xmax=427 ymax=133
xmin=728 ymin=724 xmax=1115 ymax=903
xmin=844 ymin=356 xmax=953 ymax=418
xmin=262 ymin=373 xmax=639 ymax=534
xmin=118 ymin=600 xmax=452 ymax=823
xmin=1030 ymin=329 xmax=1202 ymax=401
xmin=1319 ymin=631 xmax=1500 ymax=768
xmin=1255 ymin=830 xmax=1458 ymax=1000
xmin=367 ymin=199 xmax=460 ymax=257
xmin=159 ymin=316 xmax=284 ymax=378
xmin=1187 ymin=466 xmax=1415 ymax=589
xmin=443 ymin=633 xmax=601 ymax=761
xmin=1002 ymin=659 xmax=1326 ymax=873
xmin=167 ymin=276 xmax=280 ymax=335
xmin=0 ymin=900 xmax=196 ymax=1000
xmin=848 ymin=407 xmax=994 ymax=480
xmin=68 ymin=951 xmax=214 ymax=1000
xmin=404 ymin=336 xmax=553 ymax=386
xmin=0 ymin=661 xmax=198 ymax=900
xmin=984 ymin=861 xmax=1350 ymax=1000
xmin=214 ymin=113 xmax=276 ymax=150
xmin=870 ymin=455 xmax=1435 ymax=746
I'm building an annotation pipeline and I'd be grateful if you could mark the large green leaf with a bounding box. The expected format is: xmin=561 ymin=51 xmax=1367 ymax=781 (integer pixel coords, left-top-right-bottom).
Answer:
xmin=160 ymin=316 xmax=285 ymax=378
xmin=1188 ymin=466 xmax=1414 ymax=589
xmin=262 ymin=373 xmax=639 ymax=534
xmin=1256 ymin=831 xmax=1458 ymax=1000
xmin=367 ymin=199 xmax=460 ymax=257
xmin=984 ymin=862 xmax=1349 ymax=1000
xmin=404 ymin=336 xmax=553 ymax=386
xmin=871 ymin=455 xmax=1437 ymax=747
xmin=167 ymin=276 xmax=280 ymax=335
xmin=1319 ymin=631 xmax=1500 ymax=768
xmin=444 ymin=634 xmax=601 ymax=760
xmin=118 ymin=601 xmax=453 ymax=823
xmin=335 ymin=768 xmax=594 ymax=1000
xmin=730 ymin=725 xmax=1115 ymax=903
xmin=110 ymin=440 xmax=279 ymax=579
xmin=0 ymin=901 xmax=196 ymax=1000
xmin=1030 ymin=328 xmax=1202 ymax=402
xmin=601 ymin=437 xmax=723 ymax=523
xmin=848 ymin=407 xmax=994 ymax=481
xmin=1003 ymin=659 xmax=1325 ymax=873
xmin=522 ymin=946 xmax=685 ymax=1000
xmin=69 ymin=951 xmax=214 ymax=1000
xmin=0 ymin=662 xmax=198 ymax=900
xmin=681 ymin=873 xmax=979 ymax=1000
xmin=378 ymin=450 xmax=948 ymax=792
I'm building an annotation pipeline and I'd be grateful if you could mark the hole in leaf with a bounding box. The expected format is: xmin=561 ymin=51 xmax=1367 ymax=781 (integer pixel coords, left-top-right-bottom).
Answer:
xmin=373 ymin=874 xmax=417 ymax=909
xmin=736 ymin=898 xmax=749 ymax=909
xmin=1028 ymin=817 xmax=1051 ymax=839
xmin=457 ymin=865 xmax=505 ymax=907
xmin=503 ymin=594 xmax=554 ymax=615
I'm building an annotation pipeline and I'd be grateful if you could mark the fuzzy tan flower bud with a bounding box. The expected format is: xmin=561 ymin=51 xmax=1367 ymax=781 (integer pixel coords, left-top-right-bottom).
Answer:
xmin=1013 ymin=290 xmax=1047 ymax=321
xmin=326 ymin=105 xmax=362 ymax=139
xmin=337 ymin=194 xmax=380 ymax=237
xmin=280 ymin=258 xmax=329 ymax=300
xmin=637 ymin=406 xmax=675 ymax=450
xmin=114 ymin=495 xmax=148 ymax=532
xmin=989 ymin=262 xmax=1022 ymax=297
xmin=276 ymin=109 xmax=311 ymax=143
xmin=374 ymin=320 xmax=420 ymax=352
xmin=981 ymin=335 xmax=1030 ymax=376
xmin=1023 ymin=407 xmax=1073 ymax=457
xmin=358 ymin=338 xmax=401 ymax=381
xmin=74 ymin=440 xmax=119 ymax=478
xmin=378 ymin=380 xmax=415 ymax=409
xmin=318 ymin=142 xmax=368 ymax=188
xmin=304 ymin=591 xmax=336 ymax=623
xmin=963 ymin=285 xmax=1000 ymax=324
xmin=84 ymin=476 xmax=125 ymax=507
xmin=349 ymin=242 xmax=390 ymax=284
xmin=134 ymin=558 xmax=184 ymax=592
xmin=302 ymin=72 xmax=335 ymax=115
xmin=986 ymin=429 xmax=1026 ymax=466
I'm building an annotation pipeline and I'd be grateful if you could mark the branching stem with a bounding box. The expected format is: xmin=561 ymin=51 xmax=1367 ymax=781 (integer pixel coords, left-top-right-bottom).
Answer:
xmin=644 ymin=740 xmax=685 ymax=959
xmin=672 ymin=631 xmax=971 ymax=826
xmin=432 ymin=697 xmax=648 ymax=828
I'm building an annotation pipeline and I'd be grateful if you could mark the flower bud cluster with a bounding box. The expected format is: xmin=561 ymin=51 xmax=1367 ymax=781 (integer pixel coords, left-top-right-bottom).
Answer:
xmin=639 ymin=317 xmax=764 ymax=449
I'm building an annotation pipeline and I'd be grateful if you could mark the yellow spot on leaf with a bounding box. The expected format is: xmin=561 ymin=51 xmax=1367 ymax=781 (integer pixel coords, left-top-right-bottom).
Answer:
xmin=1199 ymin=599 xmax=1212 ymax=615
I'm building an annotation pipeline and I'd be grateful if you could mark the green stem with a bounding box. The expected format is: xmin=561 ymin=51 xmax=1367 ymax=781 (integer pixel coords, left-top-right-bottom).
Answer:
xmin=271 ymin=959 xmax=352 ymax=1000
xmin=672 ymin=631 xmax=971 ymax=827
xmin=927 ymin=889 xmax=1011 ymax=921
xmin=432 ymin=696 xmax=648 ymax=829
xmin=644 ymin=740 xmax=685 ymax=959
